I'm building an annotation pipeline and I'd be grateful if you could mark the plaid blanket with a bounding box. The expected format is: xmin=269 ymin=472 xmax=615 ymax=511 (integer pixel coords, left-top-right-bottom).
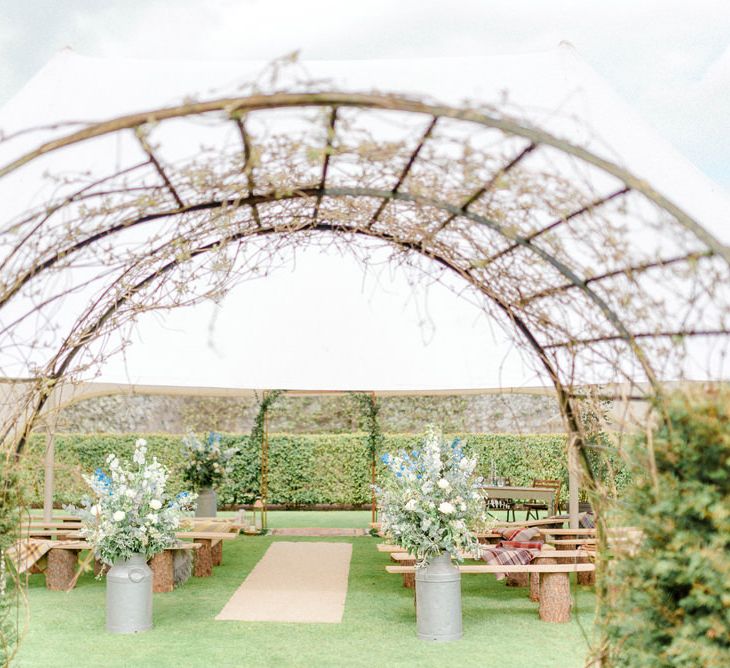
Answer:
xmin=6 ymin=539 xmax=53 ymax=574
xmin=481 ymin=545 xmax=539 ymax=580
xmin=499 ymin=526 xmax=543 ymax=543
xmin=499 ymin=540 xmax=543 ymax=550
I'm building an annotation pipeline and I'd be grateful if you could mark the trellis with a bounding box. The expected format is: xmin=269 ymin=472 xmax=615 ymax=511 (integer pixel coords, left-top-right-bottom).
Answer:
xmin=1 ymin=85 xmax=729 ymax=528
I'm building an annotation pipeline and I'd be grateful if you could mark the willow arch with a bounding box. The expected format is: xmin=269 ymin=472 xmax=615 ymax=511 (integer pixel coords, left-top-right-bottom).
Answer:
xmin=2 ymin=88 xmax=730 ymax=532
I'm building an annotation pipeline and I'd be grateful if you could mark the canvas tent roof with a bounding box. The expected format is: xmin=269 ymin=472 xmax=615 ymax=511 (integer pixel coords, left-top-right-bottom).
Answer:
xmin=1 ymin=46 xmax=729 ymax=392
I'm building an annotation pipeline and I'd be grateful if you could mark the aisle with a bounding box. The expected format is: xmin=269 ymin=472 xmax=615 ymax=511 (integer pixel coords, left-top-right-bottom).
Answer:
xmin=215 ymin=541 xmax=352 ymax=623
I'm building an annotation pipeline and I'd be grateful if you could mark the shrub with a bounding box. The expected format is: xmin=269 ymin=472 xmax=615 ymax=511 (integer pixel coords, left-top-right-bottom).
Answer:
xmin=598 ymin=392 xmax=730 ymax=667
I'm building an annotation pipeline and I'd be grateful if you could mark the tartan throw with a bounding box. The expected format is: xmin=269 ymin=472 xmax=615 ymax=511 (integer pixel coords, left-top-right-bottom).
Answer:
xmin=7 ymin=539 xmax=54 ymax=574
xmin=481 ymin=545 xmax=539 ymax=580
xmin=499 ymin=526 xmax=542 ymax=542
xmin=499 ymin=541 xmax=543 ymax=550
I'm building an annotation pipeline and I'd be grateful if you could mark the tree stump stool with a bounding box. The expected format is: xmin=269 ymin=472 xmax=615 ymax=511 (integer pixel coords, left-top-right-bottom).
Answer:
xmin=193 ymin=539 xmax=213 ymax=577
xmin=211 ymin=541 xmax=223 ymax=567
xmin=506 ymin=572 xmax=529 ymax=587
xmin=149 ymin=551 xmax=174 ymax=592
xmin=46 ymin=548 xmax=78 ymax=590
xmin=538 ymin=556 xmax=571 ymax=622
xmin=402 ymin=558 xmax=416 ymax=589
xmin=529 ymin=572 xmax=540 ymax=601
xmin=577 ymin=569 xmax=595 ymax=586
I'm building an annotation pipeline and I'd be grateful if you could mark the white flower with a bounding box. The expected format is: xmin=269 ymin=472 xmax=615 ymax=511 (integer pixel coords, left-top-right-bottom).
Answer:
xmin=404 ymin=499 xmax=418 ymax=512
xmin=125 ymin=488 xmax=136 ymax=498
xmin=90 ymin=504 xmax=101 ymax=516
xmin=459 ymin=503 xmax=466 ymax=511
xmin=135 ymin=438 xmax=147 ymax=447
xmin=112 ymin=510 xmax=126 ymax=522
xmin=438 ymin=501 xmax=456 ymax=514
xmin=149 ymin=499 xmax=162 ymax=510
xmin=146 ymin=513 xmax=158 ymax=523
xmin=437 ymin=478 xmax=450 ymax=490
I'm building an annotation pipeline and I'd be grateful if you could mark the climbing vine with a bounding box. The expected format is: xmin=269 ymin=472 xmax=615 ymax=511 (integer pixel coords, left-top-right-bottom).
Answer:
xmin=349 ymin=393 xmax=383 ymax=457
xmin=247 ymin=390 xmax=284 ymax=501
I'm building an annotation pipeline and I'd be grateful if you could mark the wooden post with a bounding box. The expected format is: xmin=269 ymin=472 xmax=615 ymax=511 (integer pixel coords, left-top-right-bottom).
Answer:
xmin=261 ymin=391 xmax=269 ymax=531
xmin=568 ymin=431 xmax=580 ymax=530
xmin=370 ymin=392 xmax=378 ymax=524
xmin=43 ymin=427 xmax=55 ymax=523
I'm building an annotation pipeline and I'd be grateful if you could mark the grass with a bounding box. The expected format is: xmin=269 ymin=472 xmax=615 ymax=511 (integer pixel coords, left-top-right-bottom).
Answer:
xmin=264 ymin=510 xmax=372 ymax=529
xmin=13 ymin=515 xmax=597 ymax=668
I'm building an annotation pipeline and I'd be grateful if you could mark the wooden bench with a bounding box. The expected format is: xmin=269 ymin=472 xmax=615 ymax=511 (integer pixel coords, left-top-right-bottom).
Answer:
xmin=175 ymin=531 xmax=238 ymax=576
xmin=147 ymin=542 xmax=202 ymax=592
xmin=386 ymin=555 xmax=595 ymax=623
xmin=387 ymin=548 xmax=592 ymax=586
xmin=35 ymin=540 xmax=203 ymax=592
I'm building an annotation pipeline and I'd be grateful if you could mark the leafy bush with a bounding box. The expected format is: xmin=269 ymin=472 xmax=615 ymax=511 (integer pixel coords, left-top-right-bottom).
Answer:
xmin=599 ymin=393 xmax=730 ymax=667
xmin=17 ymin=431 xmax=630 ymax=507
xmin=1 ymin=456 xmax=22 ymax=665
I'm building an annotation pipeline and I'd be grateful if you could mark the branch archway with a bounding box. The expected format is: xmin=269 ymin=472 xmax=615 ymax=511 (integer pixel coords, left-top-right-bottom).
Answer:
xmin=2 ymin=86 xmax=729 ymax=535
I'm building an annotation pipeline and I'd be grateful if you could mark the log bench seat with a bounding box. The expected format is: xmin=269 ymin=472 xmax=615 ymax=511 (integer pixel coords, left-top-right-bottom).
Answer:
xmin=23 ymin=540 xmax=204 ymax=591
xmin=385 ymin=552 xmax=595 ymax=623
xmin=174 ymin=531 xmax=238 ymax=577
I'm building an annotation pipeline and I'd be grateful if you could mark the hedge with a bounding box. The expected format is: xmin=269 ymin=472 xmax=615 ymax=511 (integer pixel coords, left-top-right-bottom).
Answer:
xmin=18 ymin=432 xmax=629 ymax=507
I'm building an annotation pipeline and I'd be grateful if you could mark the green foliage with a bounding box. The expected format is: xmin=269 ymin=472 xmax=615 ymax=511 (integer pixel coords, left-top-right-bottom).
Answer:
xmin=599 ymin=393 xmax=730 ymax=667
xmin=1 ymin=456 xmax=22 ymax=665
xmin=17 ymin=431 xmax=630 ymax=508
xmin=350 ymin=393 xmax=384 ymax=456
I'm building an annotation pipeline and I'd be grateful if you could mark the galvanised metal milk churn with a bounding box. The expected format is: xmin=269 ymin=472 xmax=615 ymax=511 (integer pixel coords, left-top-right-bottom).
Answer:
xmin=106 ymin=553 xmax=153 ymax=633
xmin=415 ymin=553 xmax=463 ymax=642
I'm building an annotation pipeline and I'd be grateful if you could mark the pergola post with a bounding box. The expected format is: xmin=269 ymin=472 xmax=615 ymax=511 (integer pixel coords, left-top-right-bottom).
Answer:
xmin=260 ymin=389 xmax=269 ymax=531
xmin=370 ymin=391 xmax=378 ymax=525
xmin=567 ymin=431 xmax=580 ymax=529
xmin=42 ymin=426 xmax=55 ymax=522
xmin=42 ymin=390 xmax=61 ymax=522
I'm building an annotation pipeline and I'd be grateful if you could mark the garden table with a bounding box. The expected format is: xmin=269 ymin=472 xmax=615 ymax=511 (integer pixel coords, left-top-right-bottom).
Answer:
xmin=480 ymin=485 xmax=556 ymax=510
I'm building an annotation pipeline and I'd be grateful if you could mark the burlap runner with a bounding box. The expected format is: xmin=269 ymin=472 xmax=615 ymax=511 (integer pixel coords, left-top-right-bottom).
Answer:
xmin=216 ymin=541 xmax=352 ymax=623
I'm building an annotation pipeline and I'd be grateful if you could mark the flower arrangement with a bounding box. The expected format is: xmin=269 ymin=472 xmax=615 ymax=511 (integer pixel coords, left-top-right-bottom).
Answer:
xmin=68 ymin=439 xmax=196 ymax=565
xmin=375 ymin=426 xmax=487 ymax=563
xmin=180 ymin=431 xmax=237 ymax=490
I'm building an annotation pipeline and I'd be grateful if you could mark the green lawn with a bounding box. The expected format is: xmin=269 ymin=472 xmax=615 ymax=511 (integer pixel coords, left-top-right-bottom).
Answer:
xmin=14 ymin=531 xmax=597 ymax=667
xmin=264 ymin=510 xmax=373 ymax=529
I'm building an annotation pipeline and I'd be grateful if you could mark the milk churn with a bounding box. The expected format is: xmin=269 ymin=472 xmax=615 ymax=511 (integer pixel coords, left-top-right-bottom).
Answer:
xmin=195 ymin=487 xmax=217 ymax=517
xmin=106 ymin=553 xmax=153 ymax=633
xmin=415 ymin=553 xmax=463 ymax=641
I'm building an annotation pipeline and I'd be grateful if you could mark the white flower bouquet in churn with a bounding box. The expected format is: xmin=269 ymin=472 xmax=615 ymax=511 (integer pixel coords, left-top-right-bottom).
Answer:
xmin=181 ymin=431 xmax=237 ymax=490
xmin=68 ymin=439 xmax=197 ymax=566
xmin=375 ymin=426 xmax=488 ymax=563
